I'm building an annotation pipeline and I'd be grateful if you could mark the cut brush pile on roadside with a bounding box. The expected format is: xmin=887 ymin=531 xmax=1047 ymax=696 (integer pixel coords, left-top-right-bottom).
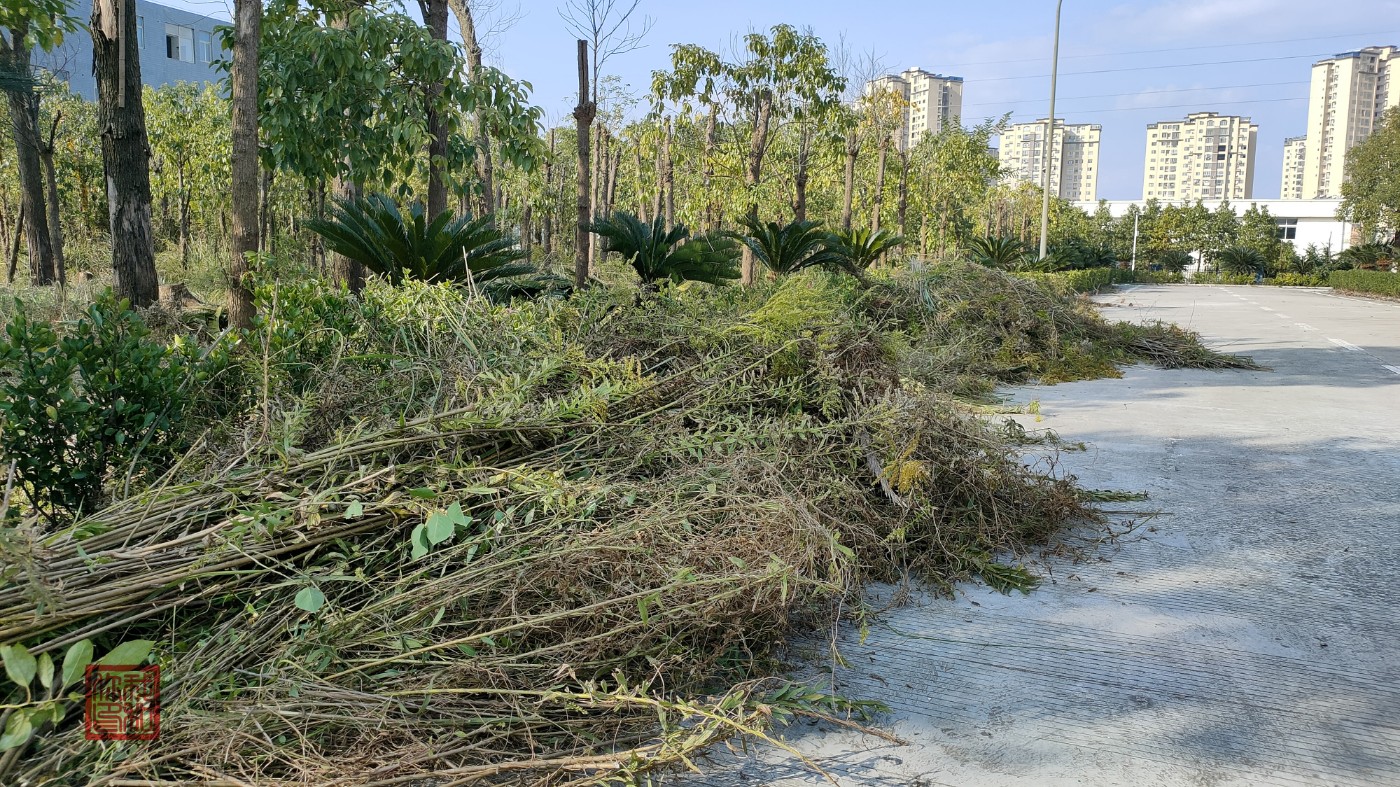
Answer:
xmin=0 ymin=261 xmax=1257 ymax=785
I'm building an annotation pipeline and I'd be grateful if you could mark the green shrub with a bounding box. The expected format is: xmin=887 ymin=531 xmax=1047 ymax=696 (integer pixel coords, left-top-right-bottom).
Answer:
xmin=1328 ymin=269 xmax=1400 ymax=297
xmin=1131 ymin=270 xmax=1186 ymax=284
xmin=1190 ymin=272 xmax=1255 ymax=285
xmin=0 ymin=294 xmax=192 ymax=521
xmin=1266 ymin=273 xmax=1328 ymax=287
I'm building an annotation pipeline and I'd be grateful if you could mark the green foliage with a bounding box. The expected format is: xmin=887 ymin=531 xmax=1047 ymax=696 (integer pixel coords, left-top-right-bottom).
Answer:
xmin=1328 ymin=269 xmax=1400 ymax=297
xmin=734 ymin=217 xmax=845 ymax=275
xmin=828 ymin=226 xmax=906 ymax=271
xmin=0 ymin=0 xmax=78 ymax=51
xmin=1216 ymin=246 xmax=1267 ymax=277
xmin=305 ymin=194 xmax=532 ymax=289
xmin=1337 ymin=242 xmax=1396 ymax=271
xmin=1340 ymin=107 xmax=1400 ymax=238
xmin=1155 ymin=249 xmax=1194 ymax=274
xmin=966 ymin=235 xmax=1028 ymax=269
xmin=248 ymin=0 xmax=541 ymax=195
xmin=1190 ymin=272 xmax=1256 ymax=285
xmin=1266 ymin=273 xmax=1328 ymax=287
xmin=0 ymin=294 xmax=191 ymax=521
xmin=590 ymin=212 xmax=741 ymax=286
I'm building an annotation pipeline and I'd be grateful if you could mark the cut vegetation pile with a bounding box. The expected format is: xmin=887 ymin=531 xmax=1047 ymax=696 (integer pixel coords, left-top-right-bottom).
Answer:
xmin=0 ymin=262 xmax=1254 ymax=785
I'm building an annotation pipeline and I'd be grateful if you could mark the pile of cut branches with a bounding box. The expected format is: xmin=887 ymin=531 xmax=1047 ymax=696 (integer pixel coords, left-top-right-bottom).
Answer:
xmin=0 ymin=263 xmax=1253 ymax=785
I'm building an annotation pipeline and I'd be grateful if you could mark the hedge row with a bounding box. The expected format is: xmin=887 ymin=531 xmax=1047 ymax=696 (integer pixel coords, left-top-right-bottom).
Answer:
xmin=1328 ymin=270 xmax=1400 ymax=298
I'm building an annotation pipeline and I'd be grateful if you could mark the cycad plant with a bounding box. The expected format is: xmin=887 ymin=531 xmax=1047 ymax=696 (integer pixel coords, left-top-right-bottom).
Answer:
xmin=590 ymin=212 xmax=740 ymax=286
xmin=1217 ymin=246 xmax=1267 ymax=277
xmin=966 ymin=235 xmax=1028 ymax=269
xmin=734 ymin=217 xmax=846 ymax=276
xmin=306 ymin=194 xmax=532 ymax=288
xmin=1155 ymin=249 xmax=1194 ymax=274
xmin=828 ymin=226 xmax=906 ymax=273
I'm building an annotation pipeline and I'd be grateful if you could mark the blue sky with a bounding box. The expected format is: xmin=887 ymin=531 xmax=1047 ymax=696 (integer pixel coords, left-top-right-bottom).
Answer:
xmin=170 ymin=0 xmax=1400 ymax=200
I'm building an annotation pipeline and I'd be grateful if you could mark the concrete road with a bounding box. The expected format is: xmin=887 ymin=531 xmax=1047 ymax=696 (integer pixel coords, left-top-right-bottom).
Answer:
xmin=679 ymin=285 xmax=1400 ymax=787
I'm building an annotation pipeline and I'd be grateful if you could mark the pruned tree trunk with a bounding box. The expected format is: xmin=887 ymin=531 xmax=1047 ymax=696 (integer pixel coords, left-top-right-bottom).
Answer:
xmin=93 ymin=0 xmax=160 ymax=307
xmin=228 ymin=0 xmax=259 ymax=327
xmin=605 ymin=141 xmax=619 ymax=217
xmin=871 ymin=140 xmax=888 ymax=233
xmin=572 ymin=39 xmax=594 ymax=288
xmin=662 ymin=117 xmax=674 ymax=230
xmin=39 ymin=112 xmax=66 ymax=285
xmin=742 ymin=89 xmax=774 ymax=284
xmin=840 ymin=134 xmax=858 ymax=231
xmin=2 ymin=21 xmax=57 ymax=287
xmin=702 ymin=105 xmax=718 ymax=232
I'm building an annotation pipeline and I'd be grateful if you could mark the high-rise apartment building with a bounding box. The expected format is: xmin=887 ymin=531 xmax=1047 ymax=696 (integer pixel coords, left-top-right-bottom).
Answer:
xmin=1300 ymin=46 xmax=1399 ymax=198
xmin=1281 ymin=136 xmax=1307 ymax=199
xmin=867 ymin=68 xmax=964 ymax=151
xmin=1142 ymin=112 xmax=1257 ymax=201
xmin=997 ymin=119 xmax=1100 ymax=201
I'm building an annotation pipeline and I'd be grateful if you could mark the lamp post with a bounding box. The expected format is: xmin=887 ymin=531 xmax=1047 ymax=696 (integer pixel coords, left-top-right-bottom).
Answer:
xmin=1038 ymin=0 xmax=1064 ymax=260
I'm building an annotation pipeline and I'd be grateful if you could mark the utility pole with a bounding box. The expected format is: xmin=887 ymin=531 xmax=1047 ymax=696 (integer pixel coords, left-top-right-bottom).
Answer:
xmin=1038 ymin=0 xmax=1063 ymax=261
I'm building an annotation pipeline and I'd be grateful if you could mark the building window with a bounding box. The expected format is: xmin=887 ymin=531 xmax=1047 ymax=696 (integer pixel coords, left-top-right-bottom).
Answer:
xmin=166 ymin=24 xmax=194 ymax=63
xmin=1276 ymin=219 xmax=1298 ymax=240
xmin=137 ymin=16 xmax=144 ymax=48
xmin=197 ymin=30 xmax=212 ymax=62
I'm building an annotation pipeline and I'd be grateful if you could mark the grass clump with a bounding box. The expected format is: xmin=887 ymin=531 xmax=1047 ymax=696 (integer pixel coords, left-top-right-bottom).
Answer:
xmin=0 ymin=261 xmax=1254 ymax=784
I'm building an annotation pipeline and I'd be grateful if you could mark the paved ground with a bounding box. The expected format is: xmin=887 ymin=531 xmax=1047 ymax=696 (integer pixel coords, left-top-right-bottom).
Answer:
xmin=678 ymin=285 xmax=1400 ymax=786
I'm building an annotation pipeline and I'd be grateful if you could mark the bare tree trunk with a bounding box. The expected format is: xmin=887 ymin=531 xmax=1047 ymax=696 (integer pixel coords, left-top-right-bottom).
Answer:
xmin=2 ymin=22 xmax=57 ymax=286
xmin=605 ymin=141 xmax=619 ymax=217
xmin=742 ymin=90 xmax=774 ymax=284
xmin=94 ymin=0 xmax=160 ymax=307
xmin=840 ymin=134 xmax=858 ymax=232
xmin=328 ymin=1 xmax=365 ymax=292
xmin=662 ymin=117 xmax=674 ymax=230
xmin=542 ymin=128 xmax=555 ymax=257
xmin=449 ymin=0 xmax=493 ymax=218
xmin=39 ymin=112 xmax=67 ymax=285
xmin=6 ymin=204 xmax=23 ymax=284
xmin=572 ymin=40 xmax=594 ymax=288
xmin=793 ymin=125 xmax=811 ymax=223
xmin=702 ymin=105 xmax=718 ymax=232
xmin=651 ymin=128 xmax=663 ymax=224
xmin=871 ymin=141 xmax=888 ymax=233
xmin=177 ymin=172 xmax=190 ymax=269
xmin=520 ymin=204 xmax=532 ymax=258
xmin=897 ymin=149 xmax=909 ymax=241
xmin=228 ymin=0 xmax=259 ymax=327
xmin=420 ymin=0 xmax=449 ymax=218
xmin=632 ymin=143 xmax=648 ymax=224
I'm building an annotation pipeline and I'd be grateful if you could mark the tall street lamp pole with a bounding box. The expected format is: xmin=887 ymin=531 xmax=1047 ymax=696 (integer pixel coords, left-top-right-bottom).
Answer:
xmin=1038 ymin=0 xmax=1064 ymax=260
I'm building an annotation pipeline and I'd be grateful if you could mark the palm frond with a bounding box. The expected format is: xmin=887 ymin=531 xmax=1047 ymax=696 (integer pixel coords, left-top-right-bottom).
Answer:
xmin=590 ymin=212 xmax=740 ymax=286
xmin=829 ymin=226 xmax=906 ymax=272
xmin=735 ymin=216 xmax=846 ymax=275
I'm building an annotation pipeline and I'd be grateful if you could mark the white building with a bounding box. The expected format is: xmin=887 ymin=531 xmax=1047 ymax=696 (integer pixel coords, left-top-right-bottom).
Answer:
xmin=998 ymin=119 xmax=1100 ymax=201
xmin=867 ymin=67 xmax=964 ymax=151
xmin=1280 ymin=136 xmax=1307 ymax=200
xmin=1075 ymin=199 xmax=1353 ymax=258
xmin=1143 ymin=112 xmax=1257 ymax=201
xmin=1301 ymin=46 xmax=1400 ymax=198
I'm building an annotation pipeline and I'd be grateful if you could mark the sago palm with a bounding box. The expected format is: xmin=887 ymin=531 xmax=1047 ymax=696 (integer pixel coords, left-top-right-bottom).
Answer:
xmin=966 ymin=235 xmax=1028 ymax=269
xmin=1155 ymin=249 xmax=1194 ymax=274
xmin=306 ymin=194 xmax=531 ymax=287
xmin=590 ymin=212 xmax=741 ymax=286
xmin=734 ymin=216 xmax=846 ymax=275
xmin=828 ymin=226 xmax=906 ymax=273
xmin=1217 ymin=246 xmax=1266 ymax=277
